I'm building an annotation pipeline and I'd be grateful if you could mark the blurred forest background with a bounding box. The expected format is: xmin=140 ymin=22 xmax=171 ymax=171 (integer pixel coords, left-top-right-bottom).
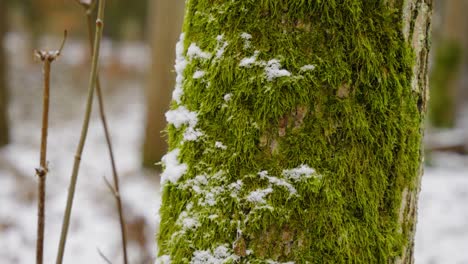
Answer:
xmin=0 ymin=0 xmax=467 ymax=263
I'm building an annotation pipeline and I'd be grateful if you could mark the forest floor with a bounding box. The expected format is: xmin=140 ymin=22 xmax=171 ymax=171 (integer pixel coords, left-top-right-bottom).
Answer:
xmin=0 ymin=33 xmax=467 ymax=263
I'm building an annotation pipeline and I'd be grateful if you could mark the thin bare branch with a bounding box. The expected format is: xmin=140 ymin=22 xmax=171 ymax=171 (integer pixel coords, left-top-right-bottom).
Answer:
xmin=103 ymin=176 xmax=118 ymax=197
xmin=97 ymin=248 xmax=113 ymax=264
xmin=55 ymin=0 xmax=106 ymax=263
xmin=56 ymin=30 xmax=68 ymax=57
xmin=73 ymin=1 xmax=129 ymax=263
xmin=35 ymin=31 xmax=67 ymax=264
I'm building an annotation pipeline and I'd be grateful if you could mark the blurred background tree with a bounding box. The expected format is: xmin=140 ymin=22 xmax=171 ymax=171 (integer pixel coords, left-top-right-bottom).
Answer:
xmin=6 ymin=0 xmax=148 ymax=41
xmin=0 ymin=0 xmax=9 ymax=147
xmin=142 ymin=0 xmax=185 ymax=169
xmin=105 ymin=0 xmax=148 ymax=40
xmin=430 ymin=0 xmax=468 ymax=128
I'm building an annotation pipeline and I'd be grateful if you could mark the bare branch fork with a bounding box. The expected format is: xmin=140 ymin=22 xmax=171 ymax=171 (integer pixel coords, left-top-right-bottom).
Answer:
xmin=56 ymin=0 xmax=107 ymax=263
xmin=34 ymin=30 xmax=67 ymax=264
xmin=74 ymin=0 xmax=129 ymax=263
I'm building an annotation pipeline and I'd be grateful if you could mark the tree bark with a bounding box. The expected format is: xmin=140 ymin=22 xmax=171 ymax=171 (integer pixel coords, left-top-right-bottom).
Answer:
xmin=142 ymin=0 xmax=185 ymax=168
xmin=157 ymin=1 xmax=432 ymax=263
xmin=0 ymin=0 xmax=9 ymax=147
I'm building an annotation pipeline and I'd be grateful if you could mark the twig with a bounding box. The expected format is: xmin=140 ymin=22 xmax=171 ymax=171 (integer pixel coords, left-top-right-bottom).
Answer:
xmin=55 ymin=0 xmax=106 ymax=263
xmin=76 ymin=1 xmax=129 ymax=263
xmin=34 ymin=30 xmax=67 ymax=264
xmin=97 ymin=248 xmax=113 ymax=264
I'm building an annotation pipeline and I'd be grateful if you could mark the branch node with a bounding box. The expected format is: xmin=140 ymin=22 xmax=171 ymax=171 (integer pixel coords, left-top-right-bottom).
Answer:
xmin=35 ymin=166 xmax=49 ymax=178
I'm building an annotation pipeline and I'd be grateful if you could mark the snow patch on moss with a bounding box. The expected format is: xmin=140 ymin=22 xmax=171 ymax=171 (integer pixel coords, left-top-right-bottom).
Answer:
xmin=239 ymin=52 xmax=291 ymax=81
xmin=166 ymin=106 xmax=204 ymax=142
xmin=282 ymin=164 xmax=319 ymax=181
xmin=161 ymin=149 xmax=187 ymax=184
xmin=191 ymin=245 xmax=239 ymax=264
xmin=247 ymin=187 xmax=274 ymax=204
xmin=265 ymin=59 xmax=291 ymax=81
xmin=228 ymin=180 xmax=243 ymax=198
xmin=183 ymin=127 xmax=204 ymax=141
xmin=266 ymin=260 xmax=295 ymax=264
xmin=172 ymin=33 xmax=187 ymax=104
xmin=215 ymin=141 xmax=227 ymax=150
xmin=187 ymin=43 xmax=212 ymax=60
xmin=241 ymin=32 xmax=252 ymax=49
xmin=300 ymin=64 xmax=316 ymax=71
xmin=193 ymin=70 xmax=206 ymax=79
xmin=215 ymin=35 xmax=228 ymax=59
xmin=223 ymin=93 xmax=232 ymax=102
xmin=258 ymin=171 xmax=297 ymax=195
xmin=165 ymin=106 xmax=198 ymax=128
xmin=155 ymin=255 xmax=171 ymax=264
xmin=239 ymin=51 xmax=259 ymax=68
xmin=179 ymin=172 xmax=228 ymax=206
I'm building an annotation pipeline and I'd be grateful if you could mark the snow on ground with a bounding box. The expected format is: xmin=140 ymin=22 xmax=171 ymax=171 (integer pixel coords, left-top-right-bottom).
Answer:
xmin=0 ymin=33 xmax=158 ymax=263
xmin=416 ymin=154 xmax=468 ymax=264
xmin=0 ymin=33 xmax=468 ymax=263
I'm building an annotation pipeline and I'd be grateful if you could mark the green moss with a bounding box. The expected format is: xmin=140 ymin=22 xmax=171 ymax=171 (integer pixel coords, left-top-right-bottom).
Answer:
xmin=158 ymin=1 xmax=423 ymax=263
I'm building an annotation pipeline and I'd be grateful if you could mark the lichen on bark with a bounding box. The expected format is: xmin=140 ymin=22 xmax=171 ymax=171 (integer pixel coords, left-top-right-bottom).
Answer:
xmin=157 ymin=1 xmax=431 ymax=263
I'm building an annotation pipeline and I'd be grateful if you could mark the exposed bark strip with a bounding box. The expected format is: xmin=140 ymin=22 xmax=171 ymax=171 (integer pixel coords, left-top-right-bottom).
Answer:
xmin=397 ymin=1 xmax=432 ymax=263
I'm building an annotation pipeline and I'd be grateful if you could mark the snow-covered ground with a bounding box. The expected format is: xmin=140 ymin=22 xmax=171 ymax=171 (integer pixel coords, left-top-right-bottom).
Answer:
xmin=416 ymin=154 xmax=468 ymax=264
xmin=0 ymin=33 xmax=467 ymax=263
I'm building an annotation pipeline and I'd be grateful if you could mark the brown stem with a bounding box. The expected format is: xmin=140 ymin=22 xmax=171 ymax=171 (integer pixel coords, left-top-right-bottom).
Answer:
xmin=83 ymin=3 xmax=129 ymax=264
xmin=34 ymin=30 xmax=67 ymax=264
xmin=35 ymin=58 xmax=50 ymax=264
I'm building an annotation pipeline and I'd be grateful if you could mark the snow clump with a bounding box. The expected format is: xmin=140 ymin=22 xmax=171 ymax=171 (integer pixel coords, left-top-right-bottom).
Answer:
xmin=183 ymin=127 xmax=204 ymax=142
xmin=187 ymin=43 xmax=212 ymax=60
xmin=300 ymin=64 xmax=316 ymax=71
xmin=155 ymin=255 xmax=171 ymax=264
xmin=160 ymin=149 xmax=188 ymax=184
xmin=239 ymin=51 xmax=259 ymax=68
xmin=266 ymin=260 xmax=295 ymax=264
xmin=165 ymin=106 xmax=198 ymax=128
xmin=215 ymin=141 xmax=227 ymax=150
xmin=193 ymin=70 xmax=206 ymax=79
xmin=258 ymin=171 xmax=297 ymax=195
xmin=223 ymin=93 xmax=232 ymax=102
xmin=166 ymin=106 xmax=204 ymax=141
xmin=173 ymin=33 xmax=188 ymax=103
xmin=191 ymin=245 xmax=239 ymax=264
xmin=283 ymin=164 xmax=318 ymax=181
xmin=247 ymin=187 xmax=274 ymax=204
xmin=215 ymin=35 xmax=229 ymax=59
xmin=265 ymin=59 xmax=291 ymax=81
xmin=241 ymin=32 xmax=252 ymax=49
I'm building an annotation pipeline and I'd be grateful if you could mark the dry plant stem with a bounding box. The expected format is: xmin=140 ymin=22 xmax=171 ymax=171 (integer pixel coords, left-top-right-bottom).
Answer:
xmin=55 ymin=0 xmax=106 ymax=263
xmin=97 ymin=248 xmax=113 ymax=264
xmin=84 ymin=6 xmax=129 ymax=264
xmin=35 ymin=31 xmax=67 ymax=264
xmin=36 ymin=59 xmax=50 ymax=264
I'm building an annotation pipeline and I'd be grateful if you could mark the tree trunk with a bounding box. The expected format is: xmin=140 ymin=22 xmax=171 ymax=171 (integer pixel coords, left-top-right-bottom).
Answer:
xmin=142 ymin=0 xmax=185 ymax=168
xmin=0 ymin=0 xmax=9 ymax=147
xmin=157 ymin=1 xmax=432 ymax=263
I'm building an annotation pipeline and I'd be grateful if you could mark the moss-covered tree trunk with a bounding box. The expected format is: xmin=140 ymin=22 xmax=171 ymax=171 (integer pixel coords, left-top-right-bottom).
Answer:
xmin=157 ymin=1 xmax=431 ymax=263
xmin=142 ymin=0 xmax=185 ymax=168
xmin=0 ymin=0 xmax=9 ymax=147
